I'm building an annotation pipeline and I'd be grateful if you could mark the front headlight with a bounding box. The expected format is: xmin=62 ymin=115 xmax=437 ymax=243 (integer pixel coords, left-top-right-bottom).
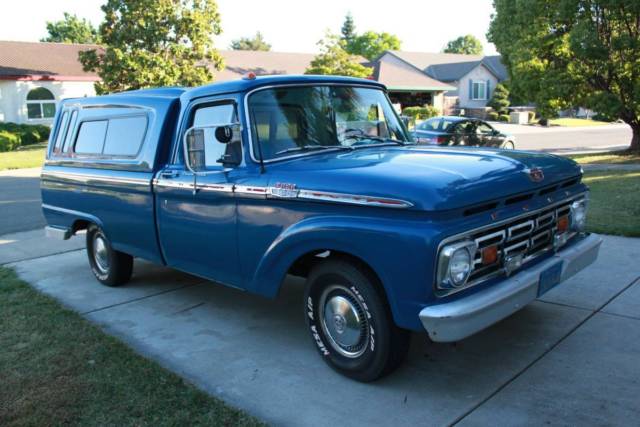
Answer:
xmin=570 ymin=198 xmax=588 ymax=231
xmin=437 ymin=241 xmax=477 ymax=289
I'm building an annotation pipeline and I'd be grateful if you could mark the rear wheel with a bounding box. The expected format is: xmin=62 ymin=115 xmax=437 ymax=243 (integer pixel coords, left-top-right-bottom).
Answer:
xmin=304 ymin=259 xmax=410 ymax=382
xmin=86 ymin=225 xmax=133 ymax=286
xmin=501 ymin=140 xmax=515 ymax=149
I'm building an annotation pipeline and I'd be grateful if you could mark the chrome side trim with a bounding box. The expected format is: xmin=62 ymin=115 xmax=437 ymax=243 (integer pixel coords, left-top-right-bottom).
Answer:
xmin=41 ymin=170 xmax=149 ymax=186
xmin=235 ymin=185 xmax=268 ymax=197
xmin=420 ymin=233 xmax=602 ymax=342
xmin=295 ymin=189 xmax=413 ymax=208
xmin=200 ymin=183 xmax=234 ymax=193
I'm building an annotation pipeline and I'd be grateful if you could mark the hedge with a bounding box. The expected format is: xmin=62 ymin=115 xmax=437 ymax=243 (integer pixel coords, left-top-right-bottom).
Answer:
xmin=487 ymin=111 xmax=499 ymax=121
xmin=498 ymin=114 xmax=511 ymax=122
xmin=0 ymin=122 xmax=50 ymax=152
xmin=0 ymin=131 xmax=22 ymax=152
xmin=402 ymin=105 xmax=441 ymax=121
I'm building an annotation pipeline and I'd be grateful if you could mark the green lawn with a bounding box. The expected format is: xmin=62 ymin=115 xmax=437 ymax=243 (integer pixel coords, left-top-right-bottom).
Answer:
xmin=568 ymin=150 xmax=640 ymax=165
xmin=0 ymin=267 xmax=262 ymax=427
xmin=549 ymin=118 xmax=612 ymax=127
xmin=584 ymin=170 xmax=640 ymax=237
xmin=0 ymin=143 xmax=47 ymax=171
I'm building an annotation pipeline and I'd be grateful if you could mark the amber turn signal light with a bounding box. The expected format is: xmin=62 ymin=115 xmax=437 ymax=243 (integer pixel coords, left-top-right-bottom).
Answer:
xmin=557 ymin=215 xmax=569 ymax=233
xmin=482 ymin=245 xmax=498 ymax=265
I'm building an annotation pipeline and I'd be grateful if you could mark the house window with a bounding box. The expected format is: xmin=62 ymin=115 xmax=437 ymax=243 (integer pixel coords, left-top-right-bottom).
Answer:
xmin=471 ymin=81 xmax=487 ymax=100
xmin=26 ymin=87 xmax=56 ymax=119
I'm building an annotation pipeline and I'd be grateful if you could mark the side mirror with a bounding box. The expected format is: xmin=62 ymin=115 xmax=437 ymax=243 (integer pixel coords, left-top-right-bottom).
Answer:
xmin=185 ymin=128 xmax=206 ymax=172
xmin=184 ymin=123 xmax=242 ymax=172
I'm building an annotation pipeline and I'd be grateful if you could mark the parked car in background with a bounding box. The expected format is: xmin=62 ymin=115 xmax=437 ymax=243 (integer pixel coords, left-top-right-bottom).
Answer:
xmin=413 ymin=116 xmax=516 ymax=149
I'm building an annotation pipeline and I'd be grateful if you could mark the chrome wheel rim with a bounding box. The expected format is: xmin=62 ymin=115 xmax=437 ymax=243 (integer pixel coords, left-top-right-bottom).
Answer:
xmin=319 ymin=285 xmax=369 ymax=358
xmin=93 ymin=234 xmax=109 ymax=274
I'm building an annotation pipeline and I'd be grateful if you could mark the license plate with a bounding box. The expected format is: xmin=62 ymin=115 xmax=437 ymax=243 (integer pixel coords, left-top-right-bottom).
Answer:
xmin=538 ymin=261 xmax=564 ymax=297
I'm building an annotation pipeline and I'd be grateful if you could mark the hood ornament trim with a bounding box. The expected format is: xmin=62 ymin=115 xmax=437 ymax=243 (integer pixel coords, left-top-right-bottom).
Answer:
xmin=526 ymin=167 xmax=545 ymax=183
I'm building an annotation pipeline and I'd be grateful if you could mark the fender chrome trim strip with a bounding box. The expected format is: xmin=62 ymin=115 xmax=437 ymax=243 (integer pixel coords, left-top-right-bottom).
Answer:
xmin=154 ymin=180 xmax=413 ymax=208
xmin=295 ymin=189 xmax=413 ymax=208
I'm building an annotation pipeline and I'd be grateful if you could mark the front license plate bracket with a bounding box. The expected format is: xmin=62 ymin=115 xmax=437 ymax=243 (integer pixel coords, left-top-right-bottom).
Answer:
xmin=538 ymin=261 xmax=564 ymax=297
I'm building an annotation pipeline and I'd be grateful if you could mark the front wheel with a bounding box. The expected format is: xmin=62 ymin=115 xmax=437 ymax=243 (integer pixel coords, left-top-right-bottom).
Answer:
xmin=86 ymin=225 xmax=133 ymax=286
xmin=304 ymin=259 xmax=410 ymax=382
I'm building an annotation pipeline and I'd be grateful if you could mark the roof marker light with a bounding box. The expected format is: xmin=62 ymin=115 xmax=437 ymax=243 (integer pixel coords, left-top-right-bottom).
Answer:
xmin=243 ymin=72 xmax=257 ymax=80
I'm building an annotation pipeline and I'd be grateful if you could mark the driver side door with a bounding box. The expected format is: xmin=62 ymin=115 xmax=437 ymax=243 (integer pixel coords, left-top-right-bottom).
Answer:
xmin=156 ymin=98 xmax=243 ymax=288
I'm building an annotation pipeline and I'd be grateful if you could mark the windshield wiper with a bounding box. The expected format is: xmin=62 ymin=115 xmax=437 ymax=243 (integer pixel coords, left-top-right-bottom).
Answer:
xmin=275 ymin=145 xmax=345 ymax=155
xmin=348 ymin=135 xmax=408 ymax=146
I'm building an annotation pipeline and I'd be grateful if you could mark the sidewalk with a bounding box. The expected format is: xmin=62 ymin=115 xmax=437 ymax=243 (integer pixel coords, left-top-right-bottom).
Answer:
xmin=4 ymin=230 xmax=640 ymax=426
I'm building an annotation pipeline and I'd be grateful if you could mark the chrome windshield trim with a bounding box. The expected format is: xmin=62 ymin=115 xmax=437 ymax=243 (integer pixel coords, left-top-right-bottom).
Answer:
xmin=243 ymin=83 xmax=406 ymax=165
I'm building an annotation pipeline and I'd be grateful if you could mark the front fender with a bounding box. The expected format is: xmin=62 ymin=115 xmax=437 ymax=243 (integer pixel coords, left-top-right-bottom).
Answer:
xmin=249 ymin=215 xmax=440 ymax=331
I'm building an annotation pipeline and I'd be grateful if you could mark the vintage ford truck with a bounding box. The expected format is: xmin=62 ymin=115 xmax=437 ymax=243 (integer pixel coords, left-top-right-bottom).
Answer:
xmin=42 ymin=75 xmax=602 ymax=381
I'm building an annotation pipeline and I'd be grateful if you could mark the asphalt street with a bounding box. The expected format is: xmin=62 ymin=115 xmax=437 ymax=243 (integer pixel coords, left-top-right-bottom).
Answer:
xmin=495 ymin=123 xmax=632 ymax=153
xmin=0 ymin=168 xmax=44 ymax=235
xmin=0 ymin=125 xmax=633 ymax=235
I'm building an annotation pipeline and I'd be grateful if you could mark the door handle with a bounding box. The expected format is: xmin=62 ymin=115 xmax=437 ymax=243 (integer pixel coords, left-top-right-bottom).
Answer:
xmin=160 ymin=170 xmax=180 ymax=179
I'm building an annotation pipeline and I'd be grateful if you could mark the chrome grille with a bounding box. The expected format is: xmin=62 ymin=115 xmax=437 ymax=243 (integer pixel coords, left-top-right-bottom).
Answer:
xmin=466 ymin=199 xmax=576 ymax=285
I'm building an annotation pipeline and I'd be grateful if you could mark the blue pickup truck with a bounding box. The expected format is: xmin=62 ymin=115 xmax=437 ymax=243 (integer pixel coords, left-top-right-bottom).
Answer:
xmin=41 ymin=75 xmax=601 ymax=381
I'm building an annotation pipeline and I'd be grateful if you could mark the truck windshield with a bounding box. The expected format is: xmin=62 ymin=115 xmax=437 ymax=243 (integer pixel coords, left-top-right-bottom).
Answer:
xmin=247 ymin=85 xmax=412 ymax=161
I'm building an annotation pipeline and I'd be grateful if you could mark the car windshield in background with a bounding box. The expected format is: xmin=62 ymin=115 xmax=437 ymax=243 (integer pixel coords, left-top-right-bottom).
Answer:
xmin=419 ymin=118 xmax=454 ymax=132
xmin=248 ymin=86 xmax=411 ymax=160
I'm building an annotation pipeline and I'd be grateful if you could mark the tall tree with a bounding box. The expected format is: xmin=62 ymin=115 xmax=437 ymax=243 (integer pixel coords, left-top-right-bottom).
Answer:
xmin=230 ymin=32 xmax=271 ymax=51
xmin=346 ymin=31 xmax=401 ymax=60
xmin=80 ymin=0 xmax=223 ymax=94
xmin=41 ymin=12 xmax=99 ymax=44
xmin=305 ymin=32 xmax=372 ymax=78
xmin=489 ymin=0 xmax=640 ymax=151
xmin=341 ymin=13 xmax=356 ymax=45
xmin=443 ymin=34 xmax=484 ymax=55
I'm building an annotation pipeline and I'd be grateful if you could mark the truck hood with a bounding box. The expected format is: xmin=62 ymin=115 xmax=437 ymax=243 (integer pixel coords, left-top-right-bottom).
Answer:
xmin=266 ymin=146 xmax=582 ymax=211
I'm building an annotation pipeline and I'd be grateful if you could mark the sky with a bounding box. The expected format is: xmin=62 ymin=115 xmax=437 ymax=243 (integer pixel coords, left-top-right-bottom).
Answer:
xmin=0 ymin=0 xmax=497 ymax=54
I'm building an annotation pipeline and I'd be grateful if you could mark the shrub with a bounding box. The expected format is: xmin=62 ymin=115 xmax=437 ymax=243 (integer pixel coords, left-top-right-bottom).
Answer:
xmin=0 ymin=131 xmax=21 ymax=152
xmin=527 ymin=111 xmax=536 ymax=123
xmin=498 ymin=114 xmax=510 ymax=122
xmin=488 ymin=83 xmax=510 ymax=115
xmin=0 ymin=122 xmax=51 ymax=148
xmin=592 ymin=112 xmax=616 ymax=122
xmin=402 ymin=105 xmax=441 ymax=121
xmin=487 ymin=111 xmax=499 ymax=121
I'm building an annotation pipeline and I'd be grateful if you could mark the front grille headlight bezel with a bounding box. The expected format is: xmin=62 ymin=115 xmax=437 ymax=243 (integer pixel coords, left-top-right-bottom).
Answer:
xmin=436 ymin=240 xmax=477 ymax=290
xmin=570 ymin=197 xmax=588 ymax=231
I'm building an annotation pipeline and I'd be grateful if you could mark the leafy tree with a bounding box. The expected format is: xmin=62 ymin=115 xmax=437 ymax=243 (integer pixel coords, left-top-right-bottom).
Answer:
xmin=489 ymin=0 xmax=640 ymax=151
xmin=488 ymin=83 xmax=510 ymax=115
xmin=80 ymin=0 xmax=223 ymax=94
xmin=347 ymin=31 xmax=401 ymax=60
xmin=341 ymin=13 xmax=356 ymax=45
xmin=305 ymin=32 xmax=372 ymax=78
xmin=41 ymin=12 xmax=99 ymax=44
xmin=443 ymin=34 xmax=484 ymax=55
xmin=230 ymin=32 xmax=271 ymax=51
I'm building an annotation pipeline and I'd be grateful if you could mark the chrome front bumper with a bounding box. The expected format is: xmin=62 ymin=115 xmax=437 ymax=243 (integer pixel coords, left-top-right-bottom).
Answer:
xmin=419 ymin=233 xmax=602 ymax=342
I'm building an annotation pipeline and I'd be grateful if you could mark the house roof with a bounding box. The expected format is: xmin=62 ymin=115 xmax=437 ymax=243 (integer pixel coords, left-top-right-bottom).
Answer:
xmin=0 ymin=40 xmax=100 ymax=81
xmin=371 ymin=59 xmax=455 ymax=91
xmin=383 ymin=50 xmax=508 ymax=82
xmin=212 ymin=50 xmax=318 ymax=80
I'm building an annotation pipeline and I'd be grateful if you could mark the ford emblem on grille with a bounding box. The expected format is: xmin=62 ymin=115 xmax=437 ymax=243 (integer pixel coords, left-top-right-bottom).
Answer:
xmin=527 ymin=167 xmax=544 ymax=182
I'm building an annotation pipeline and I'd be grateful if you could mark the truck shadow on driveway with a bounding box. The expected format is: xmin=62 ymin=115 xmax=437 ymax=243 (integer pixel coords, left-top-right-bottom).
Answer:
xmin=10 ymin=237 xmax=640 ymax=427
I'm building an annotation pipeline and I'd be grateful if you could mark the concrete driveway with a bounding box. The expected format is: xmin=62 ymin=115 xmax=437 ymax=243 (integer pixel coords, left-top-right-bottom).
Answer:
xmin=6 ymin=233 xmax=640 ymax=426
